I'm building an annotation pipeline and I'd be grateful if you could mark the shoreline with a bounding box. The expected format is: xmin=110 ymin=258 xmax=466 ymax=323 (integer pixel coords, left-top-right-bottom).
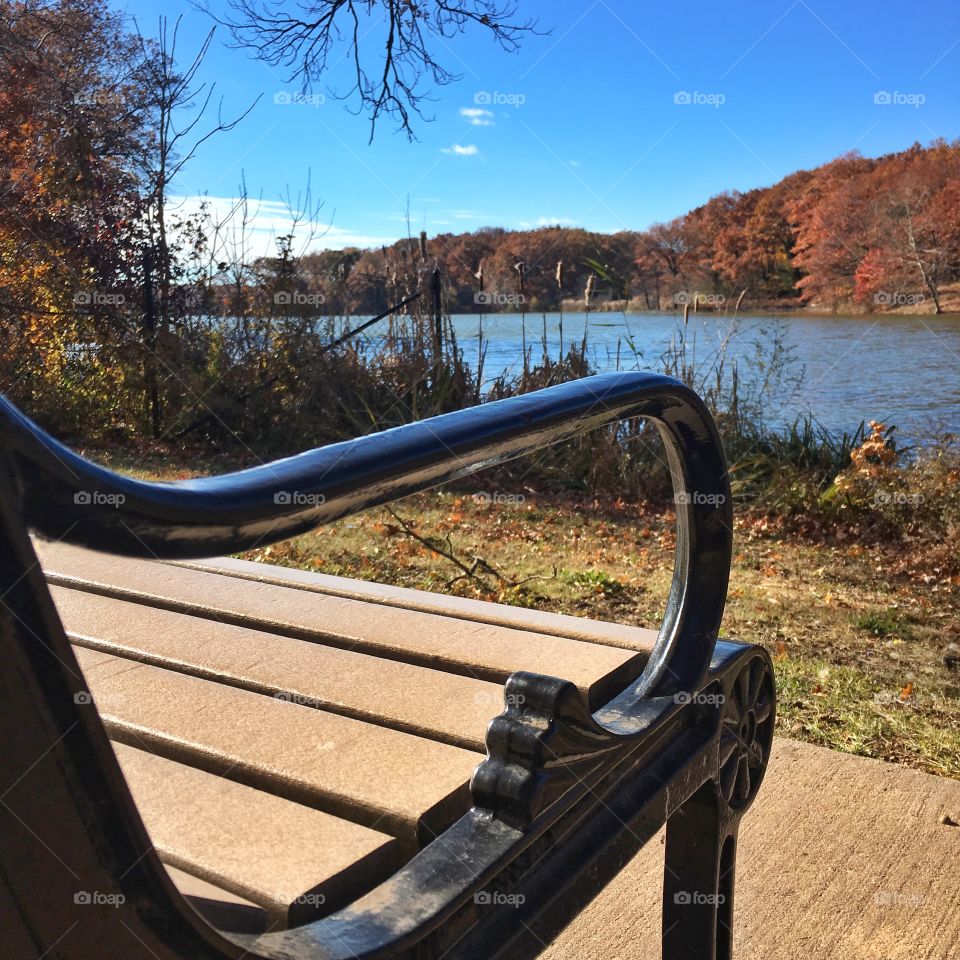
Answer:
xmin=446 ymin=304 xmax=960 ymax=320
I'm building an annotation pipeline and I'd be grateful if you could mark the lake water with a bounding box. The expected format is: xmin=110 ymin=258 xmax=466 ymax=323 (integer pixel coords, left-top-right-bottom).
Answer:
xmin=446 ymin=312 xmax=960 ymax=442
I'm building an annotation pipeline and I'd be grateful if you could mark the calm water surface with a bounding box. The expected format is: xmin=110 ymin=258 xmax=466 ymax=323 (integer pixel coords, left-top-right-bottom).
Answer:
xmin=447 ymin=312 xmax=960 ymax=442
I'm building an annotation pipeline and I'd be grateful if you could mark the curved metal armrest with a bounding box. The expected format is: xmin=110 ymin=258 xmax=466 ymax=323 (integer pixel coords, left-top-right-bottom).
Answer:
xmin=0 ymin=371 xmax=741 ymax=960
xmin=0 ymin=371 xmax=731 ymax=699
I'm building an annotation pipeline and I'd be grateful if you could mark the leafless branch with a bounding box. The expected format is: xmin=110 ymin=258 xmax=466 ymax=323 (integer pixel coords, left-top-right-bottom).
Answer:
xmin=204 ymin=0 xmax=540 ymax=141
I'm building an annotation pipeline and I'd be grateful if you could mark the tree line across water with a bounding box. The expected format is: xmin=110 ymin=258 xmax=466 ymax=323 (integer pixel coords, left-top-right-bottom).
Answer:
xmin=328 ymin=139 xmax=960 ymax=317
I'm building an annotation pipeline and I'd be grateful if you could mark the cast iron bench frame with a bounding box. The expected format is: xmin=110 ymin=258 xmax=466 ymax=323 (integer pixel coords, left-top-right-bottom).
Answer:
xmin=0 ymin=371 xmax=774 ymax=959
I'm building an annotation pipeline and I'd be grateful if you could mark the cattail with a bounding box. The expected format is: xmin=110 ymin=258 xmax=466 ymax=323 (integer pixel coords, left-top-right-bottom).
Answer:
xmin=430 ymin=260 xmax=443 ymax=362
xmin=556 ymin=260 xmax=564 ymax=357
xmin=585 ymin=274 xmax=595 ymax=307
xmin=514 ymin=259 xmax=525 ymax=295
xmin=474 ymin=261 xmax=484 ymax=293
xmin=419 ymin=230 xmax=427 ymax=260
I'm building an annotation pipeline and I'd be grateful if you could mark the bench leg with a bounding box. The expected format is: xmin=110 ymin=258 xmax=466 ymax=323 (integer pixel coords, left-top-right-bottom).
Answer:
xmin=662 ymin=782 xmax=739 ymax=960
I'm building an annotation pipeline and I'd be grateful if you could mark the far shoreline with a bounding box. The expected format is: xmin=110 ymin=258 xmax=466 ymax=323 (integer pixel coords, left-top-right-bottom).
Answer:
xmin=441 ymin=304 xmax=960 ymax=320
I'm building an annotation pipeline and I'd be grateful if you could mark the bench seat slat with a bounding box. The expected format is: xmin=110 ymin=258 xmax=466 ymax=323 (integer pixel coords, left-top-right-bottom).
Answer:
xmin=116 ymin=744 xmax=399 ymax=927
xmin=39 ymin=540 xmax=643 ymax=708
xmin=163 ymin=866 xmax=268 ymax=934
xmin=179 ymin=555 xmax=660 ymax=653
xmin=53 ymin=585 xmax=502 ymax=751
xmin=75 ymin=646 xmax=478 ymax=848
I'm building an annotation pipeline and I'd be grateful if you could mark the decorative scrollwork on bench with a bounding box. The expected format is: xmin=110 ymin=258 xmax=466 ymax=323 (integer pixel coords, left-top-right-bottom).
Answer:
xmin=470 ymin=672 xmax=628 ymax=827
xmin=718 ymin=654 xmax=776 ymax=811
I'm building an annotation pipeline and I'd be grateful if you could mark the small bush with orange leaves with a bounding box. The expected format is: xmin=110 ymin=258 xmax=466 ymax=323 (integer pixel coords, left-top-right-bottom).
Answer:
xmin=824 ymin=423 xmax=960 ymax=554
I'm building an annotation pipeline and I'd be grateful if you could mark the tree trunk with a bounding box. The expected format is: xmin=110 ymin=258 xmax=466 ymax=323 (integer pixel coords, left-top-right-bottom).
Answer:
xmin=142 ymin=248 xmax=161 ymax=439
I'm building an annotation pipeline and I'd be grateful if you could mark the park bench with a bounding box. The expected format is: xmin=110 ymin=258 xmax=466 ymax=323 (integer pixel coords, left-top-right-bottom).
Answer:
xmin=0 ymin=371 xmax=775 ymax=959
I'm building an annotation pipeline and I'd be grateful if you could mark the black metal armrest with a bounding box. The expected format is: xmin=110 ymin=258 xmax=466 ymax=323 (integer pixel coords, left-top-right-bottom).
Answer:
xmin=0 ymin=372 xmax=771 ymax=960
xmin=1 ymin=371 xmax=730 ymax=699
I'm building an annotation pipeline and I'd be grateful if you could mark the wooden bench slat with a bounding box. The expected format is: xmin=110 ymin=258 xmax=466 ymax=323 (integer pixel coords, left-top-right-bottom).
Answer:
xmin=39 ymin=540 xmax=643 ymax=708
xmin=115 ymin=744 xmax=399 ymax=927
xmin=53 ymin=585 xmax=502 ymax=751
xmin=178 ymin=555 xmax=660 ymax=653
xmin=163 ymin=865 xmax=268 ymax=934
xmin=75 ymin=646 xmax=477 ymax=848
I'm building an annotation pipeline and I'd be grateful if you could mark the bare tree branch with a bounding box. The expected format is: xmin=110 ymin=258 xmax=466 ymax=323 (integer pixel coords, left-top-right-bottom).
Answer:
xmin=204 ymin=0 xmax=541 ymax=141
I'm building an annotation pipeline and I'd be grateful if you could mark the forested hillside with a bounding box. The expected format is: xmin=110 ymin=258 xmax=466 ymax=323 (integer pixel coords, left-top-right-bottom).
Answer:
xmin=309 ymin=141 xmax=960 ymax=315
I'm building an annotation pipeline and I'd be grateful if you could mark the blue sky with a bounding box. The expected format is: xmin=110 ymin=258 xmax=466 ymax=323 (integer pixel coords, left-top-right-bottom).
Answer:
xmin=113 ymin=0 xmax=960 ymax=253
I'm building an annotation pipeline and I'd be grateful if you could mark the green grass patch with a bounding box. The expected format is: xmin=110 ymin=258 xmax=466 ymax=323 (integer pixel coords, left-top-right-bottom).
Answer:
xmin=774 ymin=656 xmax=960 ymax=778
xmin=852 ymin=608 xmax=916 ymax=638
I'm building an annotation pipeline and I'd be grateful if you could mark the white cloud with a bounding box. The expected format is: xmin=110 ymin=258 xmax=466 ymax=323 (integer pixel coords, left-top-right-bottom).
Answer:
xmin=515 ymin=216 xmax=578 ymax=229
xmin=459 ymin=107 xmax=494 ymax=126
xmin=168 ymin=195 xmax=397 ymax=254
xmin=441 ymin=143 xmax=479 ymax=156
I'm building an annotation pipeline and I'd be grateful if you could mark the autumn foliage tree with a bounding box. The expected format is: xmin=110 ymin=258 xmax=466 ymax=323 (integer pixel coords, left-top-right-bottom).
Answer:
xmin=0 ymin=0 xmax=149 ymax=429
xmin=326 ymin=140 xmax=960 ymax=317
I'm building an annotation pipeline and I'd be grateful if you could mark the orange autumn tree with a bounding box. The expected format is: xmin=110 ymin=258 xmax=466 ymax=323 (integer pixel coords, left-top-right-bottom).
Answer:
xmin=0 ymin=0 xmax=149 ymax=431
xmin=852 ymin=141 xmax=960 ymax=313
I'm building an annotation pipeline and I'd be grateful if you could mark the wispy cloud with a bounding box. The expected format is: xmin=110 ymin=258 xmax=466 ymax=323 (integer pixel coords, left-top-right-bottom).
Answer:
xmin=440 ymin=143 xmax=480 ymax=157
xmin=168 ymin=195 xmax=397 ymax=253
xmin=441 ymin=143 xmax=480 ymax=156
xmin=537 ymin=216 xmax=576 ymax=226
xmin=459 ymin=107 xmax=494 ymax=126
